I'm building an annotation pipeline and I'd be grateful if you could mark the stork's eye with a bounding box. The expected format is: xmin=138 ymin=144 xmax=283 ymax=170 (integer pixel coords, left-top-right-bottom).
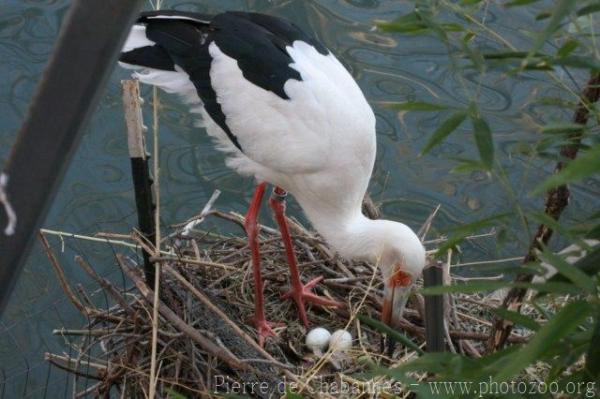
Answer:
xmin=389 ymin=266 xmax=412 ymax=287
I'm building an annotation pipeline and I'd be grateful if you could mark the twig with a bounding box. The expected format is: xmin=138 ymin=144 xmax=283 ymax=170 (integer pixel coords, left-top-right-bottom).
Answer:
xmin=45 ymin=353 xmax=104 ymax=380
xmin=149 ymin=255 xmax=236 ymax=271
xmin=52 ymin=328 xmax=123 ymax=337
xmin=40 ymin=233 xmax=87 ymax=314
xmin=178 ymin=189 xmax=222 ymax=237
xmin=75 ymin=255 xmax=133 ymax=313
xmin=40 ymin=228 xmax=143 ymax=252
xmin=423 ymin=230 xmax=496 ymax=245
xmin=451 ymin=256 xmax=523 ymax=268
xmin=162 ymin=263 xmax=290 ymax=369
xmin=116 ymin=254 xmax=252 ymax=372
xmin=418 ymin=204 xmax=441 ymax=241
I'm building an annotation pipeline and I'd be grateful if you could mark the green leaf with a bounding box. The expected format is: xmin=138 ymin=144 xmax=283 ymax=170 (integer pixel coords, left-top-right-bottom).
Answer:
xmin=472 ymin=116 xmax=494 ymax=169
xmin=379 ymin=352 xmax=460 ymax=375
xmin=489 ymin=307 xmax=541 ymax=331
xmin=521 ymin=282 xmax=584 ymax=295
xmin=527 ymin=0 xmax=577 ymax=67
xmin=496 ymin=301 xmax=592 ymax=380
xmin=166 ymin=388 xmax=189 ymax=399
xmin=587 ymin=223 xmax=600 ymax=239
xmin=422 ymin=281 xmax=582 ymax=295
xmin=415 ymin=9 xmax=449 ymax=42
xmin=461 ymin=37 xmax=485 ymax=70
xmin=578 ymin=246 xmax=600 ymax=275
xmin=521 ymin=61 xmax=554 ymax=71
xmin=285 ymin=386 xmax=304 ymax=399
xmin=386 ymin=101 xmax=447 ymax=111
xmin=586 ymin=308 xmax=600 ymax=378
xmin=536 ymin=11 xmax=552 ymax=20
xmin=421 ymin=281 xmax=511 ymax=295
xmin=450 ymin=158 xmax=488 ymax=173
xmin=577 ymin=3 xmax=600 ymax=16
xmin=529 ymin=211 xmax=577 ymax=241
xmin=385 ymin=345 xmax=521 ymax=381
xmin=442 ymin=23 xmax=465 ymax=32
xmin=377 ymin=21 xmax=428 ymax=33
xmin=463 ymin=31 xmax=476 ymax=42
xmin=535 ymin=96 xmax=578 ymax=108
xmin=557 ymin=39 xmax=580 ymax=58
xmin=534 ymin=144 xmax=600 ymax=193
xmin=538 ymin=249 xmax=596 ymax=294
xmin=440 ymin=23 xmax=464 ymax=32
xmin=372 ymin=365 xmax=439 ymax=398
xmin=461 ymin=0 xmax=484 ymax=4
xmin=421 ymin=111 xmax=468 ymax=155
xmin=540 ymin=122 xmax=586 ymax=134
xmin=505 ymin=0 xmax=541 ymax=6
xmin=483 ymin=51 xmax=530 ymax=59
xmin=377 ymin=12 xmax=428 ymax=34
xmin=553 ymin=55 xmax=600 ymax=71
xmin=357 ymin=314 xmax=424 ymax=354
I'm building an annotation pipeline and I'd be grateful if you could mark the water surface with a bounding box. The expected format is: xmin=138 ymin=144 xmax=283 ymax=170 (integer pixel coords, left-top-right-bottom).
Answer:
xmin=0 ymin=0 xmax=597 ymax=396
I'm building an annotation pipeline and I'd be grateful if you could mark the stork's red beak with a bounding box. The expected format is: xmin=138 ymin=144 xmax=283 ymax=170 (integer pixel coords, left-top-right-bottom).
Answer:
xmin=381 ymin=269 xmax=412 ymax=327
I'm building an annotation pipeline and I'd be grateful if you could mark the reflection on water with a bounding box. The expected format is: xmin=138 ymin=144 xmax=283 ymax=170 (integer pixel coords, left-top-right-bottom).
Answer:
xmin=0 ymin=0 xmax=598 ymax=396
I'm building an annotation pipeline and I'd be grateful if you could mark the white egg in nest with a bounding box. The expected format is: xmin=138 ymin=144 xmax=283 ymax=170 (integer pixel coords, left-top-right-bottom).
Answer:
xmin=305 ymin=327 xmax=331 ymax=354
xmin=329 ymin=329 xmax=352 ymax=352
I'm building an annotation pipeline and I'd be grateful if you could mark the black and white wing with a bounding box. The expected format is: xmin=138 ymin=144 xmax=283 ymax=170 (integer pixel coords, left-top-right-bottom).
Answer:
xmin=120 ymin=11 xmax=374 ymax=178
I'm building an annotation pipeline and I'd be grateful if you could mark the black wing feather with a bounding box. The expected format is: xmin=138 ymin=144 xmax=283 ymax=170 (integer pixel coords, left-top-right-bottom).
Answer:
xmin=119 ymin=10 xmax=329 ymax=152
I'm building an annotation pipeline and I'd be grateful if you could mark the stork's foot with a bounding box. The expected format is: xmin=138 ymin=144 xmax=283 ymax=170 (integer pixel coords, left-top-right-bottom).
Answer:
xmin=282 ymin=276 xmax=342 ymax=327
xmin=252 ymin=315 xmax=283 ymax=347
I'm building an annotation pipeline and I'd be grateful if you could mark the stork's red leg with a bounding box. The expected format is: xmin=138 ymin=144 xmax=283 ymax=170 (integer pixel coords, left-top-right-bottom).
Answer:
xmin=245 ymin=182 xmax=279 ymax=347
xmin=269 ymin=187 xmax=342 ymax=327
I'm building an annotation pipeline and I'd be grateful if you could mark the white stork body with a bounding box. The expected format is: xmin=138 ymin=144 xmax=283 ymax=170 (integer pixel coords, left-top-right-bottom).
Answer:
xmin=120 ymin=10 xmax=426 ymax=344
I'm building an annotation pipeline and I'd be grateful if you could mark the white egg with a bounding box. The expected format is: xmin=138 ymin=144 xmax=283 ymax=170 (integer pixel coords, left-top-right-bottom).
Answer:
xmin=329 ymin=329 xmax=352 ymax=352
xmin=305 ymin=327 xmax=331 ymax=353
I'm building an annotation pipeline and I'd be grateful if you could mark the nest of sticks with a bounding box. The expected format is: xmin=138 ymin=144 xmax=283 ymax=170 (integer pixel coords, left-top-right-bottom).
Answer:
xmin=43 ymin=198 xmax=533 ymax=398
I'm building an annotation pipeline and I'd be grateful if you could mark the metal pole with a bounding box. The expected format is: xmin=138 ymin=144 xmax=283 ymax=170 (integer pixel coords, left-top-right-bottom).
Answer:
xmin=423 ymin=262 xmax=445 ymax=352
xmin=0 ymin=0 xmax=143 ymax=316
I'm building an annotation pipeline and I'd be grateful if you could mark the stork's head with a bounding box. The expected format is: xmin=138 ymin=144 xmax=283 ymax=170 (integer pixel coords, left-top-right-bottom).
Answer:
xmin=307 ymin=213 xmax=427 ymax=328
xmin=371 ymin=220 xmax=426 ymax=328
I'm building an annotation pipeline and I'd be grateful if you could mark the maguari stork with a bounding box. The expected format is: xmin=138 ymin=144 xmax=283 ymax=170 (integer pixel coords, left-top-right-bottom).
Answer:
xmin=120 ymin=10 xmax=426 ymax=346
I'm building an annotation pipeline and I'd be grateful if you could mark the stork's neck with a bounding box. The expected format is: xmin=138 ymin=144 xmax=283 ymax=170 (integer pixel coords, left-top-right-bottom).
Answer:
xmin=299 ymin=202 xmax=384 ymax=262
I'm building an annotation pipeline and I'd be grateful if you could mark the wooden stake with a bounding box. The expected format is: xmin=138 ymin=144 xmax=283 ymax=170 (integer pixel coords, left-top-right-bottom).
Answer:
xmin=423 ymin=262 xmax=445 ymax=352
xmin=121 ymin=79 xmax=156 ymax=286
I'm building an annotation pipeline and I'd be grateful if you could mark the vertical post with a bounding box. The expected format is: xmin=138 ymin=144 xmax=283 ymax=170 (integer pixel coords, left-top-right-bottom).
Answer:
xmin=122 ymin=80 xmax=156 ymax=286
xmin=0 ymin=0 xmax=143 ymax=316
xmin=423 ymin=262 xmax=445 ymax=352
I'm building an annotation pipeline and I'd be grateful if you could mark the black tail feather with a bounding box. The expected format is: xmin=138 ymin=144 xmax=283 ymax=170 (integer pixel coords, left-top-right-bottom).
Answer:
xmin=119 ymin=44 xmax=175 ymax=71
